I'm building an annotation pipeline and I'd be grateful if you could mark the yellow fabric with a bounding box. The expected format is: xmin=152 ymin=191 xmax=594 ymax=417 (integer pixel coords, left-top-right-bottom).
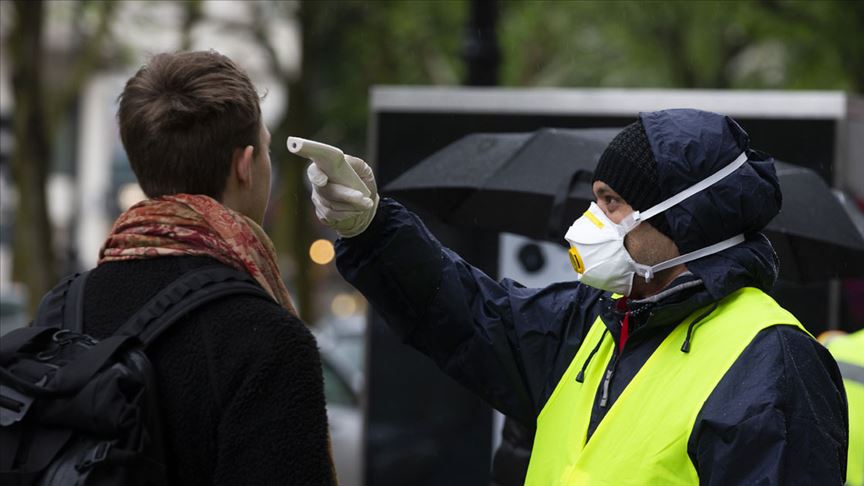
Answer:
xmin=525 ymin=287 xmax=805 ymax=486
xmin=827 ymin=330 xmax=864 ymax=486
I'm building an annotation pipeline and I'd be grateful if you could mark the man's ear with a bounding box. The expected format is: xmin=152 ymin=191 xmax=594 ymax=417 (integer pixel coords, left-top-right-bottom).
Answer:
xmin=232 ymin=145 xmax=256 ymax=189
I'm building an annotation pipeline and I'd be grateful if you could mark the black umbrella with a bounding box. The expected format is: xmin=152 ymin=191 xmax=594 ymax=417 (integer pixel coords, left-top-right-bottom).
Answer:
xmin=768 ymin=162 xmax=864 ymax=281
xmin=383 ymin=128 xmax=864 ymax=281
xmin=385 ymin=128 xmax=617 ymax=240
xmin=380 ymin=131 xmax=534 ymax=219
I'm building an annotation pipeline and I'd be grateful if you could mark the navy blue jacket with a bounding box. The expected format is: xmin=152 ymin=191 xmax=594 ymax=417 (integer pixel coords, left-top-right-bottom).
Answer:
xmin=337 ymin=110 xmax=848 ymax=484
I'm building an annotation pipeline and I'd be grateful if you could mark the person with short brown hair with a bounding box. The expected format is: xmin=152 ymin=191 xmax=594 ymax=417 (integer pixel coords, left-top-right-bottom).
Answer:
xmin=78 ymin=50 xmax=336 ymax=485
xmin=118 ymin=50 xmax=263 ymax=201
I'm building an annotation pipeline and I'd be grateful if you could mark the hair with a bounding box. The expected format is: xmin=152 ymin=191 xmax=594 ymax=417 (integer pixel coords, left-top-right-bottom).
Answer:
xmin=117 ymin=50 xmax=262 ymax=200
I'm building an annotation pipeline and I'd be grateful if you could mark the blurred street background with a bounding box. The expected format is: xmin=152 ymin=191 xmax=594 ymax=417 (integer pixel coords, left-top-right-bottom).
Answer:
xmin=1 ymin=1 xmax=862 ymax=485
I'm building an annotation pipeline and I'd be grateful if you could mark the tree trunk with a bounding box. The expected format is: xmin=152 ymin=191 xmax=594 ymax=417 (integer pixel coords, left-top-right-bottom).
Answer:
xmin=9 ymin=0 xmax=57 ymax=316
xmin=463 ymin=0 xmax=500 ymax=86
xmin=271 ymin=1 xmax=316 ymax=324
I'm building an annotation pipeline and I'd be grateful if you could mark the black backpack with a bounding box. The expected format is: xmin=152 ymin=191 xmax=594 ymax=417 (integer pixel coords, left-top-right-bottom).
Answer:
xmin=0 ymin=266 xmax=272 ymax=485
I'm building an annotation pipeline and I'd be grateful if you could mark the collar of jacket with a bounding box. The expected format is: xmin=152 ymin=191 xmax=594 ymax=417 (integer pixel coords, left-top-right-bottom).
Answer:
xmin=598 ymin=273 xmax=715 ymax=339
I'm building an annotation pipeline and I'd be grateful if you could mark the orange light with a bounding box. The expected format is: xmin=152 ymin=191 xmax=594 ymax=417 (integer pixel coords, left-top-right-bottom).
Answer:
xmin=309 ymin=239 xmax=335 ymax=265
xmin=331 ymin=293 xmax=358 ymax=318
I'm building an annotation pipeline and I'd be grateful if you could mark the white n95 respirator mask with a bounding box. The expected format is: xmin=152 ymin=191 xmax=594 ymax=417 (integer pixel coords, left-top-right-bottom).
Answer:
xmin=564 ymin=151 xmax=750 ymax=295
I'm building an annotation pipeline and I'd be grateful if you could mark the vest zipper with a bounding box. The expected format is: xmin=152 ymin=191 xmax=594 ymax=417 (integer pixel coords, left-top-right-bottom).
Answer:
xmin=599 ymin=306 xmax=629 ymax=408
xmin=599 ymin=354 xmax=619 ymax=408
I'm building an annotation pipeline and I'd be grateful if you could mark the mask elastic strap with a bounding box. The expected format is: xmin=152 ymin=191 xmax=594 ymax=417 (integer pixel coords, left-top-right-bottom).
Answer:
xmin=629 ymin=151 xmax=749 ymax=226
xmin=634 ymin=233 xmax=746 ymax=281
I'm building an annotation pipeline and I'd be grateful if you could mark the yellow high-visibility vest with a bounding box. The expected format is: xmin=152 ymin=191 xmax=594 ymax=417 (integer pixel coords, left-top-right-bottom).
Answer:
xmin=525 ymin=287 xmax=805 ymax=485
xmin=827 ymin=330 xmax=864 ymax=486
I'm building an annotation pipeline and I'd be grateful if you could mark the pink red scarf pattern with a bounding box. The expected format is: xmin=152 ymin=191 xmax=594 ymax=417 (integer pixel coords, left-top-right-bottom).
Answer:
xmin=100 ymin=194 xmax=297 ymax=316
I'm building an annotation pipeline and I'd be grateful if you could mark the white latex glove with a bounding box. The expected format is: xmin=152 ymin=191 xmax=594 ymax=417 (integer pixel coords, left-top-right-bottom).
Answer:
xmin=307 ymin=155 xmax=379 ymax=238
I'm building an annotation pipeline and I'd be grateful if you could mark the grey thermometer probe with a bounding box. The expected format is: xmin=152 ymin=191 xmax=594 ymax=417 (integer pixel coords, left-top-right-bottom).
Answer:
xmin=287 ymin=137 xmax=371 ymax=197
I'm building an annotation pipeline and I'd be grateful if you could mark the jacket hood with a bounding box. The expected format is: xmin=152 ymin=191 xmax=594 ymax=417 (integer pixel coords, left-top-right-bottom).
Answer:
xmin=639 ymin=109 xmax=782 ymax=300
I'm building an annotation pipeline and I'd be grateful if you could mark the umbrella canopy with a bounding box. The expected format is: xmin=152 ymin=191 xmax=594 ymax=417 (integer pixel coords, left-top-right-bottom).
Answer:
xmin=386 ymin=128 xmax=617 ymax=239
xmin=383 ymin=128 xmax=864 ymax=282
xmin=769 ymin=161 xmax=864 ymax=281
xmin=381 ymin=131 xmax=533 ymax=218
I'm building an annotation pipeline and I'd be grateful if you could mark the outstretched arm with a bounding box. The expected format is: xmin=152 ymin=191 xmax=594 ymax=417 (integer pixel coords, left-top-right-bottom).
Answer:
xmin=335 ymin=197 xmax=602 ymax=422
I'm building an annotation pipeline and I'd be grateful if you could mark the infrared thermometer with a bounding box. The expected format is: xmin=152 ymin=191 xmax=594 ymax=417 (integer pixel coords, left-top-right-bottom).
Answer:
xmin=287 ymin=137 xmax=371 ymax=197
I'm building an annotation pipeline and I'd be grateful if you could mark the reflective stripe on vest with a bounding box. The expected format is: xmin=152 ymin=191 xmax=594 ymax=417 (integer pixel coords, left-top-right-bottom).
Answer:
xmin=827 ymin=330 xmax=864 ymax=486
xmin=525 ymin=287 xmax=806 ymax=486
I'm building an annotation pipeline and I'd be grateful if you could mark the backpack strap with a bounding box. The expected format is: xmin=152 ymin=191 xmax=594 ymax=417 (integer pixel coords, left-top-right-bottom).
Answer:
xmin=115 ymin=266 xmax=274 ymax=348
xmin=0 ymin=327 xmax=58 ymax=365
xmin=64 ymin=271 xmax=91 ymax=333
xmin=32 ymin=271 xmax=91 ymax=331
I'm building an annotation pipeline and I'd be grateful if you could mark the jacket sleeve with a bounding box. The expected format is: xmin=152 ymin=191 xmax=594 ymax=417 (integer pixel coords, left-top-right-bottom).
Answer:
xmin=690 ymin=325 xmax=848 ymax=485
xmin=212 ymin=311 xmax=336 ymax=486
xmin=336 ymin=198 xmax=603 ymax=423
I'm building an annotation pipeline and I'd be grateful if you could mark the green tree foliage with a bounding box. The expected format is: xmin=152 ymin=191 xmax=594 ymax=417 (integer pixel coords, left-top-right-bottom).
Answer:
xmin=754 ymin=0 xmax=864 ymax=91
xmin=293 ymin=0 xmax=466 ymax=153
xmin=497 ymin=0 xmax=862 ymax=91
xmin=287 ymin=0 xmax=861 ymax=154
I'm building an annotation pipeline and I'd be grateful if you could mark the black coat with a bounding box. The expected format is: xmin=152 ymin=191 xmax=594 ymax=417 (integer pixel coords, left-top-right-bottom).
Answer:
xmin=80 ymin=255 xmax=335 ymax=485
xmin=490 ymin=417 xmax=534 ymax=486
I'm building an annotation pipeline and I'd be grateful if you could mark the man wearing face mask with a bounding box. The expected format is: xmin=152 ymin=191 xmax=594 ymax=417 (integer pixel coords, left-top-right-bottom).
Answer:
xmin=309 ymin=109 xmax=848 ymax=484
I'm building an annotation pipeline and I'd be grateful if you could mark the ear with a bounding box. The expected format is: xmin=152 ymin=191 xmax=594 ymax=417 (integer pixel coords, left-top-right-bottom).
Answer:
xmin=232 ymin=145 xmax=256 ymax=189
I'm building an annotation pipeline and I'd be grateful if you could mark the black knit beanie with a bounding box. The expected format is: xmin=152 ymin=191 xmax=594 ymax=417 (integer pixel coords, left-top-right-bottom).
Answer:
xmin=593 ymin=119 xmax=672 ymax=237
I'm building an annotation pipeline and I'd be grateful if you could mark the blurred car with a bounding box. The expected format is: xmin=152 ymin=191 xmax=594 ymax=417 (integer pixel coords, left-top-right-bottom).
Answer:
xmin=0 ymin=284 xmax=28 ymax=336
xmin=314 ymin=317 xmax=365 ymax=486
xmin=316 ymin=315 xmax=365 ymax=374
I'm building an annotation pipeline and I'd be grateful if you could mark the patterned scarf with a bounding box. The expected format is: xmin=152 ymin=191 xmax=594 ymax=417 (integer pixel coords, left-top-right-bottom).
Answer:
xmin=100 ymin=194 xmax=297 ymax=316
